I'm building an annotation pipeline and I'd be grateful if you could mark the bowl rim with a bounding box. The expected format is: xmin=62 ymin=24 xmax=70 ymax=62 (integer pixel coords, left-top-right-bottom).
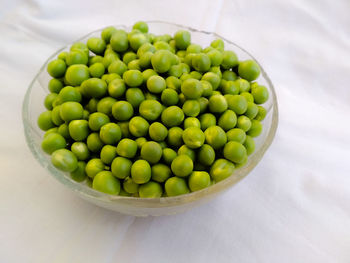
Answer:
xmin=22 ymin=20 xmax=278 ymax=207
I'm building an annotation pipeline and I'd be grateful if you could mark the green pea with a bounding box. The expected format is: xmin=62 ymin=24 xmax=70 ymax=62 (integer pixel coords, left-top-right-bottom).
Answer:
xmin=86 ymin=133 xmax=104 ymax=152
xmin=110 ymin=30 xmax=129 ymax=52
xmin=44 ymin=93 xmax=58 ymax=110
xmin=111 ymin=157 xmax=132 ymax=179
xmin=182 ymin=100 xmax=200 ymax=117
xmin=142 ymin=69 xmax=158 ymax=83
xmin=138 ymin=181 xmax=162 ymax=198
xmin=37 ymin=110 xmax=55 ymax=131
xmin=178 ymin=93 xmax=186 ymax=106
xmin=151 ymin=50 xmax=173 ymax=73
xmin=189 ymin=71 xmax=202 ymax=80
xmin=100 ymin=145 xmax=117 ymax=165
xmin=89 ymin=62 xmax=105 ymax=78
xmin=132 ymin=21 xmax=148 ymax=33
xmin=184 ymin=117 xmax=201 ymax=129
xmin=88 ymin=112 xmax=110 ymax=131
xmin=128 ymin=59 xmax=141 ymax=70
xmin=119 ymin=90 xmax=140 ymax=110
xmin=149 ymin=122 xmax=168 ymax=142
xmin=44 ymin=127 xmax=59 ymax=137
xmin=82 ymin=78 xmax=107 ymax=98
xmin=139 ymin=99 xmax=163 ymax=121
xmin=180 ymin=78 xmax=203 ymax=99
xmin=58 ymin=123 xmax=70 ymax=139
xmin=207 ymin=49 xmax=223 ymax=66
xmin=59 ymin=101 xmax=84 ymax=122
xmin=123 ymin=176 xmax=139 ymax=194
xmin=161 ymin=106 xmax=184 ymax=127
xmin=151 ymin=164 xmax=172 ymax=183
xmin=41 ymin=133 xmax=66 ymax=154
xmin=171 ymin=155 xmax=193 ymax=177
xmin=108 ymin=60 xmax=127 ymax=76
xmin=201 ymin=72 xmax=220 ymax=90
xmin=66 ymin=51 xmax=88 ymax=66
xmin=48 ymin=78 xmax=64 ymax=93
xmin=221 ymin=50 xmax=238 ymax=69
xmin=211 ymin=39 xmax=225 ymax=51
xmin=146 ymin=75 xmax=166 ymax=93
xmin=129 ymin=33 xmax=149 ymax=51
xmin=139 ymin=52 xmax=153 ymax=68
xmin=57 ymin=51 xmax=68 ymax=61
xmin=86 ymin=98 xmax=99 ymax=113
xmin=166 ymin=76 xmax=182 ymax=92
xmin=201 ymin=80 xmax=213 ymax=97
xmin=135 ymin=137 xmax=147 ymax=149
xmin=92 ymin=171 xmax=120 ymax=195
xmin=116 ymin=138 xmax=138 ymax=158
xmin=162 ymin=148 xmax=177 ymax=165
xmin=160 ymin=88 xmax=178 ymax=106
xmin=221 ymin=80 xmax=240 ymax=95
xmin=226 ymin=128 xmax=246 ymax=144
xmin=111 ymin=101 xmax=133 ymax=121
xmin=131 ymin=159 xmax=151 ymax=184
xmin=222 ymin=70 xmax=237 ymax=81
xmin=58 ymin=86 xmax=81 ymax=103
xmin=192 ymin=53 xmax=211 ymax=72
xmin=208 ymin=94 xmax=228 ymax=113
xmin=99 ymin=123 xmax=122 ymax=145
xmin=177 ymin=145 xmax=196 ymax=161
xmin=243 ymin=135 xmax=255 ymax=155
xmin=210 ymin=159 xmax=235 ymax=182
xmin=102 ymin=53 xmax=119 ymax=69
xmin=68 ymin=120 xmax=89 ymax=141
xmin=237 ymin=115 xmax=252 ymax=132
xmin=174 ymin=30 xmax=191 ymax=50
xmin=199 ymin=113 xmax=216 ymax=131
xmin=238 ymin=60 xmax=260 ymax=81
xmin=240 ymin=92 xmax=254 ymax=103
xmin=70 ymin=161 xmax=87 ymax=182
xmin=226 ymin=94 xmax=248 ymax=114
xmin=251 ymin=85 xmax=269 ymax=104
xmin=204 ymin=125 xmax=227 ymax=149
xmin=82 ymin=110 xmax=89 ymax=120
xmin=209 ymin=66 xmax=222 ymax=78
xmin=96 ymin=97 xmax=116 ymax=116
xmin=70 ymin=42 xmax=89 ymax=56
xmin=101 ymin=26 xmax=117 ymax=43
xmin=245 ymin=102 xmax=259 ymax=119
xmin=129 ymin=116 xmax=149 ymax=137
xmin=218 ymin=110 xmax=237 ymax=131
xmin=182 ymin=127 xmax=205 ymax=149
xmin=123 ymin=51 xmax=137 ymax=65
xmin=255 ymin=106 xmax=267 ymax=121
xmin=71 ymin=142 xmax=90 ymax=161
xmin=137 ymin=43 xmax=156 ymax=57
xmin=85 ymin=158 xmax=105 ymax=178
xmin=188 ymin=171 xmax=211 ymax=192
xmin=89 ymin=55 xmax=103 ymax=65
xmin=47 ymin=59 xmax=66 ymax=78
xmin=247 ymin=119 xmax=263 ymax=137
xmin=223 ymin=141 xmax=247 ymax=164
xmin=111 ymin=121 xmax=125 ymax=138
xmin=140 ymin=141 xmax=162 ymax=164
xmin=87 ymin=37 xmax=106 ymax=55
xmin=168 ymin=64 xmax=183 ymax=78
xmin=122 ymin=69 xmax=143 ymax=87
xmin=198 ymin=144 xmax=215 ymax=166
xmin=51 ymin=149 xmax=78 ymax=172
xmin=165 ymin=177 xmax=190 ymax=196
xmin=193 ymin=98 xmax=205 ymax=115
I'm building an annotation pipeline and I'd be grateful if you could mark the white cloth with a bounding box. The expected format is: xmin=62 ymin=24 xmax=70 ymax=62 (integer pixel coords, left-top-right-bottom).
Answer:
xmin=1 ymin=0 xmax=350 ymax=262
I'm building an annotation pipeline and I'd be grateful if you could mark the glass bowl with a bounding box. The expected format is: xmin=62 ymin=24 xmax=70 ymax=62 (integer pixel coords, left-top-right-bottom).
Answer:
xmin=22 ymin=21 xmax=278 ymax=216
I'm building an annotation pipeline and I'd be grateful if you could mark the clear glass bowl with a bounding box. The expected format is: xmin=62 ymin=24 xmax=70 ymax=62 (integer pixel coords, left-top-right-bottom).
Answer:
xmin=22 ymin=21 xmax=278 ymax=216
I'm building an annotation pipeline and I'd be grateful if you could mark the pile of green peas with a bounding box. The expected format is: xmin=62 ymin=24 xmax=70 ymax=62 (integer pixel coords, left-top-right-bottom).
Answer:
xmin=38 ymin=21 xmax=269 ymax=198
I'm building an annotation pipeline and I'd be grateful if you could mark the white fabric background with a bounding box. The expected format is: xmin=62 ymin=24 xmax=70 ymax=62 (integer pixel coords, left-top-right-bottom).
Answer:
xmin=1 ymin=0 xmax=350 ymax=262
